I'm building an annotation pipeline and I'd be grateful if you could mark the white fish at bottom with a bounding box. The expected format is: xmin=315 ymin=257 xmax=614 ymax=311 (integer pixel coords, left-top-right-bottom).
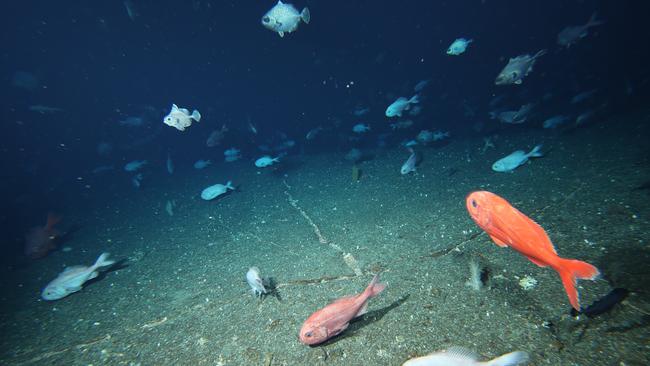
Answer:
xmin=41 ymin=253 xmax=115 ymax=300
xmin=401 ymin=148 xmax=417 ymax=175
xmin=402 ymin=347 xmax=528 ymax=366
xmin=492 ymin=145 xmax=543 ymax=172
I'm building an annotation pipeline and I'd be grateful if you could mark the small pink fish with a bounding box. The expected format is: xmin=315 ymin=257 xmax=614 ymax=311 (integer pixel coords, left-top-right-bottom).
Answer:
xmin=299 ymin=275 xmax=386 ymax=345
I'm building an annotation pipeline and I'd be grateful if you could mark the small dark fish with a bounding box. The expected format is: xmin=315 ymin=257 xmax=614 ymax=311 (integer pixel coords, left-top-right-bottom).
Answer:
xmin=571 ymin=288 xmax=629 ymax=318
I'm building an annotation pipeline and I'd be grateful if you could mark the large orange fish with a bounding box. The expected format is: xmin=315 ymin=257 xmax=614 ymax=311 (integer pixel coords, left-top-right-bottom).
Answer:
xmin=466 ymin=191 xmax=599 ymax=310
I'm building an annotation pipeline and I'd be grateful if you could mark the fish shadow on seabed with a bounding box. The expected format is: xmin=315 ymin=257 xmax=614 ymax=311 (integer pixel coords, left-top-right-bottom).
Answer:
xmin=270 ymin=158 xmax=304 ymax=176
xmin=315 ymin=294 xmax=410 ymax=347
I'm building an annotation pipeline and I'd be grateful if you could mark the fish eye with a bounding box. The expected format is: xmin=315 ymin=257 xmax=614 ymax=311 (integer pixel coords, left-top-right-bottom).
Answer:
xmin=304 ymin=331 xmax=312 ymax=337
xmin=511 ymin=71 xmax=518 ymax=79
xmin=262 ymin=16 xmax=270 ymax=23
xmin=471 ymin=199 xmax=478 ymax=208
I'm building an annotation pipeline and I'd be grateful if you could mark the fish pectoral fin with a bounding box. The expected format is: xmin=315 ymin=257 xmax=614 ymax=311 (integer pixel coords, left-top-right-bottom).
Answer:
xmin=278 ymin=31 xmax=285 ymax=37
xmin=355 ymin=302 xmax=369 ymax=318
xmin=525 ymin=256 xmax=549 ymax=268
xmin=489 ymin=234 xmax=509 ymax=248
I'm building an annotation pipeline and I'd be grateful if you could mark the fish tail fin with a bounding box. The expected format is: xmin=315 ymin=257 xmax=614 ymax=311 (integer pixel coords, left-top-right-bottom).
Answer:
xmin=534 ymin=49 xmax=547 ymax=58
xmin=528 ymin=144 xmax=543 ymax=157
xmin=365 ymin=274 xmax=386 ymax=298
xmin=94 ymin=252 xmax=116 ymax=269
xmin=273 ymin=156 xmax=281 ymax=162
xmin=192 ymin=110 xmax=201 ymax=122
xmin=225 ymin=181 xmax=235 ymax=190
xmin=301 ymin=7 xmax=310 ymax=24
xmin=556 ymin=258 xmax=600 ymax=310
xmin=485 ymin=351 xmax=529 ymax=366
xmin=409 ymin=94 xmax=420 ymax=104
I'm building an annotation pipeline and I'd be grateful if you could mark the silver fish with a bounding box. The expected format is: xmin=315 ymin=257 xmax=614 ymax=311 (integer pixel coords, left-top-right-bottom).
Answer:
xmin=558 ymin=13 xmax=603 ymax=48
xmin=400 ymin=148 xmax=417 ymax=175
xmin=261 ymin=1 xmax=310 ymax=37
xmin=495 ymin=50 xmax=546 ymax=85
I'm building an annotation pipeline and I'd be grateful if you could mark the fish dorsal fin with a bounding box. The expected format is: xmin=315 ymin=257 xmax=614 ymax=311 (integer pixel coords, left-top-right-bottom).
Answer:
xmin=331 ymin=294 xmax=356 ymax=305
xmin=441 ymin=347 xmax=478 ymax=361
xmin=62 ymin=265 xmax=85 ymax=274
xmin=172 ymin=104 xmax=179 ymax=111
xmin=489 ymin=234 xmax=509 ymax=247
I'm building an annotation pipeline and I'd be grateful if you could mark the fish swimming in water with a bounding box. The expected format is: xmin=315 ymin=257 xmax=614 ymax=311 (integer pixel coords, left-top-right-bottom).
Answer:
xmin=557 ymin=13 xmax=603 ymax=48
xmin=466 ymin=191 xmax=600 ymax=310
xmin=447 ymin=38 xmax=473 ymax=56
xmin=261 ymin=1 xmax=310 ymax=37
xmin=163 ymin=103 xmax=201 ymax=131
xmin=495 ymin=50 xmax=546 ymax=85
xmin=386 ymin=95 xmax=420 ymax=117
xmin=299 ymin=274 xmax=386 ymax=345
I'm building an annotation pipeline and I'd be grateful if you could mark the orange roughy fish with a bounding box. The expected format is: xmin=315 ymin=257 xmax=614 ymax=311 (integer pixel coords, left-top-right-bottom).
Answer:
xmin=299 ymin=275 xmax=386 ymax=345
xmin=466 ymin=191 xmax=599 ymax=310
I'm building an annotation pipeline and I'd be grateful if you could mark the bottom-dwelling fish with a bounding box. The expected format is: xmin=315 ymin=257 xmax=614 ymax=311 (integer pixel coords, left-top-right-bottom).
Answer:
xmin=403 ymin=347 xmax=529 ymax=366
xmin=41 ymin=253 xmax=115 ymax=300
xmin=299 ymin=275 xmax=386 ymax=345
xmin=466 ymin=191 xmax=600 ymax=310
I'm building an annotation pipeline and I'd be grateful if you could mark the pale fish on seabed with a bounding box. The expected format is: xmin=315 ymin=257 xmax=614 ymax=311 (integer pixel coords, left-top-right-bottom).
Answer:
xmin=200 ymin=181 xmax=234 ymax=201
xmin=447 ymin=38 xmax=473 ymax=55
xmin=255 ymin=155 xmax=280 ymax=168
xmin=261 ymin=1 xmax=310 ymax=37
xmin=41 ymin=253 xmax=116 ymax=300
xmin=163 ymin=104 xmax=201 ymax=131
xmin=495 ymin=50 xmax=546 ymax=85
xmin=386 ymin=95 xmax=420 ymax=117
xmin=492 ymin=145 xmax=543 ymax=172
xmin=246 ymin=267 xmax=269 ymax=297
xmin=402 ymin=347 xmax=528 ymax=366
xmin=401 ymin=148 xmax=417 ymax=175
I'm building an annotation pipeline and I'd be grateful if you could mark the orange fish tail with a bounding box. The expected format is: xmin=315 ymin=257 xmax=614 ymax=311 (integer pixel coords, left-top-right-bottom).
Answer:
xmin=556 ymin=258 xmax=600 ymax=311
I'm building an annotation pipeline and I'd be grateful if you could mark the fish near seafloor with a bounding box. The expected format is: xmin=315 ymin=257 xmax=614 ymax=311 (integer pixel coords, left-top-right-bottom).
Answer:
xmin=201 ymin=181 xmax=234 ymax=201
xmin=465 ymin=191 xmax=600 ymax=310
xmin=163 ymin=104 xmax=201 ymax=131
xmin=491 ymin=145 xmax=543 ymax=172
xmin=255 ymin=155 xmax=280 ymax=168
xmin=246 ymin=267 xmax=268 ymax=297
xmin=403 ymin=347 xmax=529 ymax=366
xmin=401 ymin=148 xmax=417 ymax=175
xmin=495 ymin=49 xmax=546 ymax=85
xmin=41 ymin=253 xmax=116 ymax=300
xmin=299 ymin=275 xmax=386 ymax=345
xmin=261 ymin=0 xmax=310 ymax=37
xmin=25 ymin=214 xmax=61 ymax=259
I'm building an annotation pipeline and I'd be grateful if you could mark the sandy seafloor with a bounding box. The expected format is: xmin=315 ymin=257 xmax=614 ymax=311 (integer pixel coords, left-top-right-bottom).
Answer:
xmin=1 ymin=111 xmax=649 ymax=366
